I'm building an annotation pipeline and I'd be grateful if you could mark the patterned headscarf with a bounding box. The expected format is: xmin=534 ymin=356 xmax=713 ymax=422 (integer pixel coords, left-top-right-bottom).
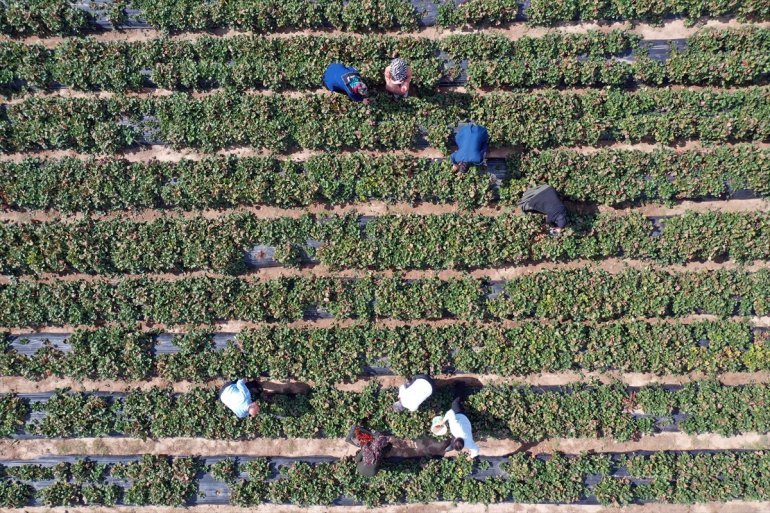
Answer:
xmin=390 ymin=58 xmax=408 ymax=82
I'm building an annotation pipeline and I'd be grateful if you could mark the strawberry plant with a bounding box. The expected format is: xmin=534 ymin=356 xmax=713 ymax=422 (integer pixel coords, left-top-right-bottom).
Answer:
xmin=0 ymin=0 xmax=90 ymax=36
xmin=0 ymin=394 xmax=29 ymax=437
xmin=110 ymin=455 xmax=203 ymax=506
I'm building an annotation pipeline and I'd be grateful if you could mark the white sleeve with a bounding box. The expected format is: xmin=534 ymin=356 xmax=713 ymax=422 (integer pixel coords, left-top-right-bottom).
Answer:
xmin=443 ymin=409 xmax=455 ymax=424
xmin=398 ymin=384 xmax=406 ymax=399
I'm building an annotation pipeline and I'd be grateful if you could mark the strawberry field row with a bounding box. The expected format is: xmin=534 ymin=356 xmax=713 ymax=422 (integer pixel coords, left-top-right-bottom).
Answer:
xmin=3 ymin=28 xmax=770 ymax=94
xmin=2 ymin=320 xmax=761 ymax=384
xmin=3 ymin=88 xmax=770 ymax=154
xmin=1 ymin=269 xmax=768 ymax=327
xmin=4 ymin=0 xmax=769 ymax=37
xmin=1 ymin=145 xmax=768 ymax=213
xmin=441 ymin=0 xmax=770 ymax=26
xmin=0 ymin=0 xmax=420 ymax=37
xmin=2 ymin=380 xmax=769 ymax=440
xmin=2 ymin=210 xmax=770 ymax=275
xmin=4 ymin=451 xmax=770 ymax=507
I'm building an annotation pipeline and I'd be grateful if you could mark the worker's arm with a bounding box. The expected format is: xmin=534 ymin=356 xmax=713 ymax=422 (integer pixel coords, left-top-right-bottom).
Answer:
xmin=479 ymin=134 xmax=489 ymax=157
xmin=443 ymin=409 xmax=455 ymax=424
xmin=235 ymin=379 xmax=252 ymax=402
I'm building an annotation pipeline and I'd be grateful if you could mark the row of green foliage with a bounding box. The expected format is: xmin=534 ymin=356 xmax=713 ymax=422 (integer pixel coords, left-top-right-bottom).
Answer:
xmin=1 ymin=268 xmax=768 ymax=327
xmin=3 ymin=380 xmax=770 ymax=440
xmin=6 ymin=451 xmax=770 ymax=507
xmin=507 ymin=144 xmax=770 ymax=206
xmin=3 ymin=88 xmax=770 ymax=154
xmin=439 ymin=0 xmax=770 ymax=26
xmin=1 ymin=144 xmax=768 ymax=213
xmin=2 ymin=210 xmax=770 ymax=275
xmin=0 ymin=153 xmax=496 ymax=211
xmin=0 ymin=0 xmax=90 ymax=37
xmin=3 ymin=320 xmax=763 ymax=384
xmin=0 ymin=0 xmax=420 ymax=36
xmin=0 ymin=456 xmax=201 ymax=507
xmin=0 ymin=34 xmax=443 ymax=94
xmin=4 ymin=0 xmax=769 ymax=37
xmin=4 ymin=28 xmax=770 ymax=94
xmin=447 ymin=28 xmax=770 ymax=89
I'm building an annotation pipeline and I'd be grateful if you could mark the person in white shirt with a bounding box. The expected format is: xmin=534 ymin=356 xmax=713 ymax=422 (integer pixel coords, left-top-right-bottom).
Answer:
xmin=219 ymin=378 xmax=260 ymax=418
xmin=442 ymin=382 xmax=479 ymax=459
xmin=393 ymin=374 xmax=434 ymax=412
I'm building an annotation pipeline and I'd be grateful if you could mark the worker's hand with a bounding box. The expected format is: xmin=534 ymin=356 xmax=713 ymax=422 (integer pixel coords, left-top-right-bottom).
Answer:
xmin=549 ymin=227 xmax=562 ymax=237
xmin=452 ymin=164 xmax=460 ymax=172
xmin=248 ymin=402 xmax=260 ymax=417
xmin=363 ymin=98 xmax=371 ymax=105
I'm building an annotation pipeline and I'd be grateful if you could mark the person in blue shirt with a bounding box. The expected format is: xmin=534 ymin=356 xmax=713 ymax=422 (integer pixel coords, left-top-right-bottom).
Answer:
xmin=451 ymin=124 xmax=489 ymax=172
xmin=323 ymin=62 xmax=369 ymax=103
xmin=219 ymin=378 xmax=260 ymax=418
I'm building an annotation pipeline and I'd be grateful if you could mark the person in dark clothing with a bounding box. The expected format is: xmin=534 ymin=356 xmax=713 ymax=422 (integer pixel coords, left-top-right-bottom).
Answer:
xmin=323 ymin=62 xmax=369 ymax=103
xmin=451 ymin=124 xmax=489 ymax=172
xmin=346 ymin=426 xmax=392 ymax=477
xmin=517 ymin=184 xmax=568 ymax=231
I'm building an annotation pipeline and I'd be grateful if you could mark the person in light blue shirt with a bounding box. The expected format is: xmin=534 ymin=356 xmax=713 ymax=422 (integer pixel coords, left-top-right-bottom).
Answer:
xmin=219 ymin=378 xmax=260 ymax=418
xmin=451 ymin=124 xmax=489 ymax=172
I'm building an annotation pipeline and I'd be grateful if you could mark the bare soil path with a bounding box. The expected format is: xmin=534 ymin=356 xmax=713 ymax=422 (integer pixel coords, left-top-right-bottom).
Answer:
xmin=0 ymin=432 xmax=768 ymax=461
xmin=4 ymin=314 xmax=768 ymax=338
xmin=3 ymin=369 xmax=770 ymax=395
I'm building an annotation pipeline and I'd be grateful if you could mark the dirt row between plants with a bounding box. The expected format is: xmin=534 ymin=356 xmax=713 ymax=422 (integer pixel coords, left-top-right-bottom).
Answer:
xmin=3 ymin=81 xmax=763 ymax=106
xmin=1 ymin=432 xmax=769 ymax=461
xmin=3 ymin=140 xmax=769 ymax=164
xmin=2 ymin=196 xmax=767 ymax=224
xmin=3 ymin=503 xmax=770 ymax=513
xmin=6 ymin=18 xmax=770 ymax=48
xmin=3 ymin=367 xmax=770 ymax=396
xmin=2 ymin=258 xmax=770 ymax=288
xmin=6 ymin=312 xmax=765 ymax=339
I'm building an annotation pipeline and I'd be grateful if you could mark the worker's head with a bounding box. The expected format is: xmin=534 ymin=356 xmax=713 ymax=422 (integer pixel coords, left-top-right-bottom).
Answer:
xmin=350 ymin=76 xmax=369 ymax=97
xmin=392 ymin=400 xmax=405 ymax=412
xmin=452 ymin=438 xmax=465 ymax=451
xmin=553 ymin=213 xmax=567 ymax=228
xmin=248 ymin=402 xmax=260 ymax=417
xmin=457 ymin=161 xmax=470 ymax=173
xmin=390 ymin=58 xmax=408 ymax=82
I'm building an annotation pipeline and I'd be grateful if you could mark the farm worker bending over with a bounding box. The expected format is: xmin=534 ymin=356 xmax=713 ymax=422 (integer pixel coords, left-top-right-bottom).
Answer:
xmin=323 ymin=62 xmax=369 ymax=103
xmin=441 ymin=382 xmax=479 ymax=459
xmin=219 ymin=378 xmax=260 ymax=418
xmin=393 ymin=374 xmax=434 ymax=412
xmin=384 ymin=57 xmax=412 ymax=97
xmin=451 ymin=123 xmax=489 ymax=172
xmin=346 ymin=426 xmax=393 ymax=477
xmin=518 ymin=184 xmax=568 ymax=232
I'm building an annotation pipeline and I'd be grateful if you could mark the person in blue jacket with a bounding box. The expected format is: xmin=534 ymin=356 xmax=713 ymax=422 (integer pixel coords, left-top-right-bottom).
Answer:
xmin=323 ymin=62 xmax=369 ymax=103
xmin=451 ymin=124 xmax=489 ymax=172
